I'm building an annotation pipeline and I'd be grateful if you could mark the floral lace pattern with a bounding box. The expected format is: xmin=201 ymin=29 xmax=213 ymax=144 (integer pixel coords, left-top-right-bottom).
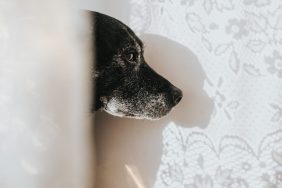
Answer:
xmin=129 ymin=0 xmax=282 ymax=187
xmin=154 ymin=123 xmax=282 ymax=188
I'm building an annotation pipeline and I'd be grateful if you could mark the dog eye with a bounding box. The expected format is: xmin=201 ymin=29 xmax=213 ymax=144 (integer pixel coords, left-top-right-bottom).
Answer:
xmin=124 ymin=52 xmax=136 ymax=62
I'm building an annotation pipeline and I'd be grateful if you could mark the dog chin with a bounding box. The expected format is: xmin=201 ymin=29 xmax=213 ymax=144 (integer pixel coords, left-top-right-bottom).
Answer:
xmin=103 ymin=106 xmax=172 ymax=120
xmin=104 ymin=110 xmax=166 ymax=120
xmin=101 ymin=97 xmax=173 ymax=120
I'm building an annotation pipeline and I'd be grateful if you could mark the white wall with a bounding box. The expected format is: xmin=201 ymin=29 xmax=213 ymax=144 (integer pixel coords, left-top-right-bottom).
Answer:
xmin=79 ymin=0 xmax=131 ymax=24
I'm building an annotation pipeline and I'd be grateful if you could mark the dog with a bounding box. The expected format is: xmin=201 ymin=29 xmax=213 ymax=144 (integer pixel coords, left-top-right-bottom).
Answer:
xmin=90 ymin=11 xmax=182 ymax=120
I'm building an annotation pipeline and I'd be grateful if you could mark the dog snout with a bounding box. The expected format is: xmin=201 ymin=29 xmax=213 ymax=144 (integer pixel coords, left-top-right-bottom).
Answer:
xmin=171 ymin=86 xmax=183 ymax=106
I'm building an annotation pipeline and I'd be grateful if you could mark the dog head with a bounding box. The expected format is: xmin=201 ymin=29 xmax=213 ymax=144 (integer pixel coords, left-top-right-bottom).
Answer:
xmin=91 ymin=12 xmax=182 ymax=120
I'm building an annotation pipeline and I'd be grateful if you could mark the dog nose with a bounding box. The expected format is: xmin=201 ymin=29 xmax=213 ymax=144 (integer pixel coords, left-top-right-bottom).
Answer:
xmin=171 ymin=87 xmax=183 ymax=106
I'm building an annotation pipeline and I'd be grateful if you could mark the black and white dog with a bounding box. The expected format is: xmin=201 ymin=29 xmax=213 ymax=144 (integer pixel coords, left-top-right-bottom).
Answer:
xmin=91 ymin=11 xmax=182 ymax=120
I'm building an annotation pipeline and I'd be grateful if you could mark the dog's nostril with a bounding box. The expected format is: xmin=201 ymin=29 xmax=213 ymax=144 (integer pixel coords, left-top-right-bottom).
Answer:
xmin=174 ymin=94 xmax=182 ymax=104
xmin=171 ymin=87 xmax=183 ymax=106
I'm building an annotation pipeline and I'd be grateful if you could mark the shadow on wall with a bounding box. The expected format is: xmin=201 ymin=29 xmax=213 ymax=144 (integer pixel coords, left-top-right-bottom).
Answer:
xmin=141 ymin=34 xmax=213 ymax=128
xmin=95 ymin=34 xmax=213 ymax=188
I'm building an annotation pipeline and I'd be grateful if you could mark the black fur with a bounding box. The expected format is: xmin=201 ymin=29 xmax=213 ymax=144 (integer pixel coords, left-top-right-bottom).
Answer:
xmin=90 ymin=11 xmax=182 ymax=119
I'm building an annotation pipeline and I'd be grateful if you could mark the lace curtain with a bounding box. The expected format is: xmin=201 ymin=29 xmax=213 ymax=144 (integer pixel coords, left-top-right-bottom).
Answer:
xmin=129 ymin=0 xmax=282 ymax=187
